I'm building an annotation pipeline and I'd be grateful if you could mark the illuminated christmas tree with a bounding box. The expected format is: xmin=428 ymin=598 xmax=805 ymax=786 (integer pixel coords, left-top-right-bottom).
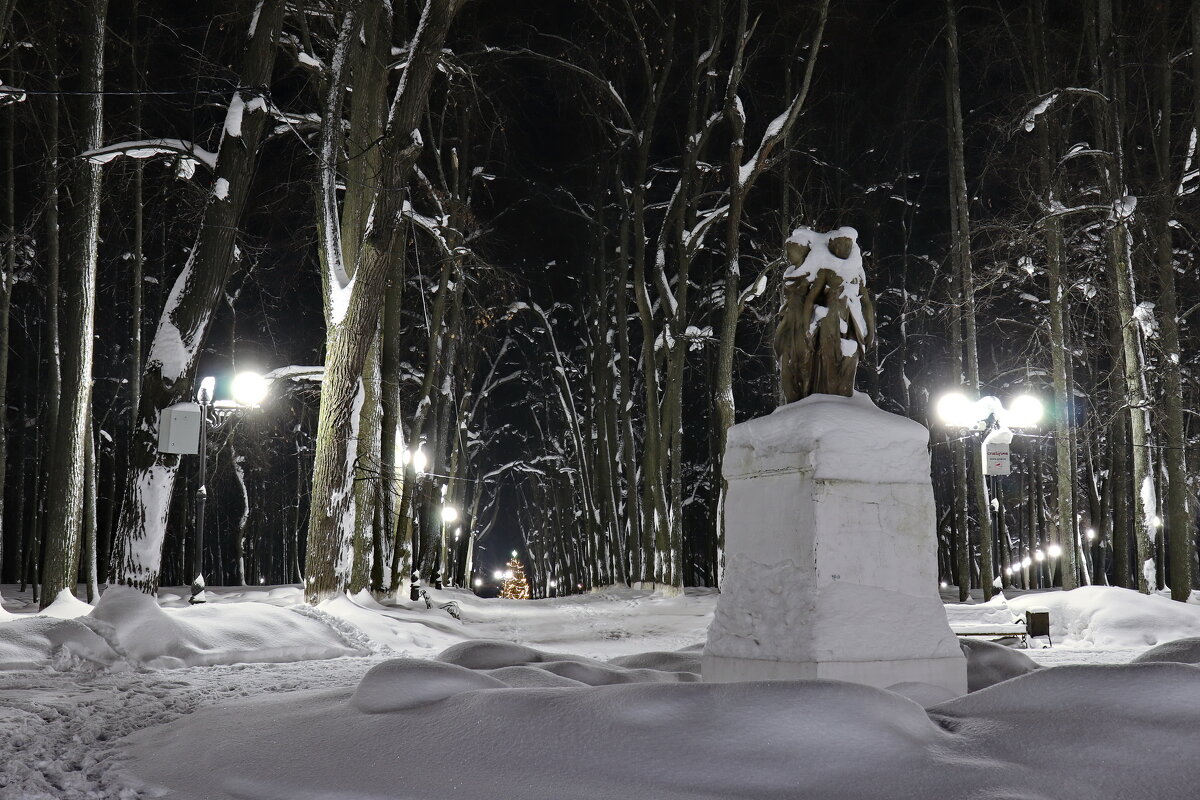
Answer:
xmin=500 ymin=554 xmax=530 ymax=599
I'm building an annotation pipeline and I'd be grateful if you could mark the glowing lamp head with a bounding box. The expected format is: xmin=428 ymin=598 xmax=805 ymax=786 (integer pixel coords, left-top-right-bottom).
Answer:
xmin=1086 ymin=528 xmax=1097 ymax=541
xmin=1022 ymin=557 xmax=1032 ymax=568
xmin=1006 ymin=394 xmax=1044 ymax=428
xmin=231 ymin=371 xmax=269 ymax=406
xmin=1152 ymin=515 xmax=1163 ymax=528
xmin=1035 ymin=550 xmax=1045 ymax=562
xmin=492 ymin=570 xmax=504 ymax=581
xmin=441 ymin=506 xmax=459 ymax=524
xmin=410 ymin=446 xmax=427 ymax=475
xmin=548 ymin=579 xmax=557 ymax=587
xmin=197 ymin=376 xmax=216 ymax=404
xmin=935 ymin=392 xmax=976 ymax=428
xmin=1047 ymin=543 xmax=1063 ymax=558
xmin=473 ymin=578 xmax=482 ymax=587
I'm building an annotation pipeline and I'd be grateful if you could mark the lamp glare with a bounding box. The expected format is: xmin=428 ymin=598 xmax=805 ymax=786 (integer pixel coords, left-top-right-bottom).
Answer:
xmin=231 ymin=371 xmax=268 ymax=406
xmin=935 ymin=392 xmax=973 ymax=427
xmin=1008 ymin=394 xmax=1044 ymax=428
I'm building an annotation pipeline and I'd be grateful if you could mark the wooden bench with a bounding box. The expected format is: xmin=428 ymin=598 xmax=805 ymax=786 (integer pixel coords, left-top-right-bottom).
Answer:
xmin=951 ymin=609 xmax=1053 ymax=648
xmin=952 ymin=622 xmax=1030 ymax=648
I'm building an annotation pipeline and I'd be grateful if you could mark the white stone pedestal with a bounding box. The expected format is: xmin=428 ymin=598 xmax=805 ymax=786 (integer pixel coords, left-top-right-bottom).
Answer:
xmin=702 ymin=393 xmax=966 ymax=695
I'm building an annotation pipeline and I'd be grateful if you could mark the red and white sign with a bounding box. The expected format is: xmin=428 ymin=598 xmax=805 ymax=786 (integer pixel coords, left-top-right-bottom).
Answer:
xmin=983 ymin=442 xmax=1010 ymax=476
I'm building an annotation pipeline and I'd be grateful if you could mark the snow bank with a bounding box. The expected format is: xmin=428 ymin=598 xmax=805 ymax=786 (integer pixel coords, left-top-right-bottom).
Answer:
xmin=0 ymin=586 xmax=371 ymax=670
xmin=122 ymin=644 xmax=1200 ymax=800
xmin=0 ymin=583 xmax=716 ymax=673
xmin=77 ymin=586 xmax=370 ymax=668
xmin=0 ymin=618 xmax=88 ymax=670
xmin=1007 ymin=586 xmax=1200 ymax=648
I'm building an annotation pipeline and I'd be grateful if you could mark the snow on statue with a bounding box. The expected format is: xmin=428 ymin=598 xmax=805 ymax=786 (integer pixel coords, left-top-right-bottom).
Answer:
xmin=774 ymin=226 xmax=875 ymax=401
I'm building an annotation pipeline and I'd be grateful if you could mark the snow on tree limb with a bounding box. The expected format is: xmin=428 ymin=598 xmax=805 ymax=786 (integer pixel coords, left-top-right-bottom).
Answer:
xmin=81 ymin=138 xmax=218 ymax=171
xmin=735 ymin=1 xmax=828 ymax=191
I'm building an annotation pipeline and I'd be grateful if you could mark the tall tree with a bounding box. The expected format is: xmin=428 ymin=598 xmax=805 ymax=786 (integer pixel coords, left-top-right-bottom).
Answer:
xmin=108 ymin=0 xmax=286 ymax=593
xmin=1092 ymin=0 xmax=1156 ymax=593
xmin=1154 ymin=6 xmax=1191 ymax=600
xmin=304 ymin=0 xmax=464 ymax=603
xmin=943 ymin=0 xmax=996 ymax=599
xmin=39 ymin=0 xmax=108 ymax=607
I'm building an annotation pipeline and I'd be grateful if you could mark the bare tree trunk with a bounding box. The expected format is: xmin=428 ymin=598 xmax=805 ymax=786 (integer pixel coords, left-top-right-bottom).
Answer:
xmin=0 ymin=78 xmax=14 ymax=577
xmin=945 ymin=0 xmax=994 ymax=600
xmin=109 ymin=0 xmax=286 ymax=593
xmin=1155 ymin=11 xmax=1191 ymax=600
xmin=41 ymin=0 xmax=108 ymax=607
xmin=1028 ymin=0 xmax=1078 ymax=589
xmin=83 ymin=418 xmax=98 ymax=600
xmin=349 ymin=336 xmax=381 ymax=593
xmin=1094 ymin=0 xmax=1155 ymax=593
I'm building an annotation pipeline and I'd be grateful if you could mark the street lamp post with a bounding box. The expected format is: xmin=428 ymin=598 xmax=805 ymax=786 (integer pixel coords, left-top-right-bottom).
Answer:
xmin=936 ymin=392 xmax=1044 ymax=593
xmin=190 ymin=377 xmax=216 ymax=604
xmin=187 ymin=371 xmax=270 ymax=605
xmin=437 ymin=501 xmax=458 ymax=589
xmin=403 ymin=444 xmax=427 ymax=601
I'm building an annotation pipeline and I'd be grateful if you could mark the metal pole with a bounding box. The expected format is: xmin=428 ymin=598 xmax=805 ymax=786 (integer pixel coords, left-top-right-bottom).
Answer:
xmin=435 ymin=516 xmax=445 ymax=590
xmin=410 ymin=476 xmax=422 ymax=601
xmin=190 ymin=403 xmax=209 ymax=604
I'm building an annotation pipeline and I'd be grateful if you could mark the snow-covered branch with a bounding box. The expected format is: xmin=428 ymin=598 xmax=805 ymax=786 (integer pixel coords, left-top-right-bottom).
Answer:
xmin=82 ymin=138 xmax=218 ymax=172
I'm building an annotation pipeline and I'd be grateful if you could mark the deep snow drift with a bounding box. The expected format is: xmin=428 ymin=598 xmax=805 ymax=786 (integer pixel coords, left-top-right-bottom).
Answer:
xmin=2 ymin=583 xmax=1200 ymax=799
xmin=123 ymin=651 xmax=1200 ymax=800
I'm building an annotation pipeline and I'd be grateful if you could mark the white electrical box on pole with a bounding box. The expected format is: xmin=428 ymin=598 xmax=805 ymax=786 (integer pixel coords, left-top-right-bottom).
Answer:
xmin=157 ymin=403 xmax=203 ymax=454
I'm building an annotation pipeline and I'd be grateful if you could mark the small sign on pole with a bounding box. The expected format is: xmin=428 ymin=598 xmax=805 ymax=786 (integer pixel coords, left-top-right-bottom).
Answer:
xmin=982 ymin=441 xmax=1011 ymax=476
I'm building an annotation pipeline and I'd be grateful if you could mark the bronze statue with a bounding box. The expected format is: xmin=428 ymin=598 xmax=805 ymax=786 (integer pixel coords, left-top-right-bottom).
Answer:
xmin=774 ymin=227 xmax=876 ymax=402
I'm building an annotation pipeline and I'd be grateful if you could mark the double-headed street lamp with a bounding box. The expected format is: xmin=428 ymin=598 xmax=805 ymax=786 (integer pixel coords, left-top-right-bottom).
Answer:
xmin=936 ymin=392 xmax=1044 ymax=590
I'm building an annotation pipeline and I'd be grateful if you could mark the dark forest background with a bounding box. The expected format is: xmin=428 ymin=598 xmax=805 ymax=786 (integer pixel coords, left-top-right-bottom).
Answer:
xmin=1 ymin=0 xmax=1198 ymax=601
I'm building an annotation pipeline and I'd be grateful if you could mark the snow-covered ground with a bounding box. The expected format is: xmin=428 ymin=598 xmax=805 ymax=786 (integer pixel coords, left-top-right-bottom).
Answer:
xmin=1 ymin=583 xmax=1199 ymax=799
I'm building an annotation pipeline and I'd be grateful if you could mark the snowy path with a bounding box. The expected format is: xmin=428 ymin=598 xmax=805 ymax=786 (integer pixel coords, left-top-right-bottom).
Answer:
xmin=0 ymin=657 xmax=382 ymax=799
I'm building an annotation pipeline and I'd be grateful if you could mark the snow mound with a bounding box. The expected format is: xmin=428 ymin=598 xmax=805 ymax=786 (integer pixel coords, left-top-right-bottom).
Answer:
xmin=535 ymin=659 xmax=658 ymax=685
xmin=72 ymin=586 xmax=370 ymax=669
xmin=0 ymin=617 xmax=82 ymax=669
xmin=437 ymin=639 xmax=557 ymax=669
xmin=607 ymin=649 xmax=701 ymax=675
xmin=959 ymin=637 xmax=1040 ymax=691
xmin=1008 ymin=586 xmax=1200 ymax=648
xmin=439 ymin=640 xmax=698 ymax=687
xmin=484 ymin=664 xmax=589 ymax=687
xmin=125 ymin=660 xmax=1200 ymax=799
xmin=1131 ymin=637 xmax=1200 ymax=665
xmin=38 ymin=589 xmax=94 ymax=619
xmin=351 ymin=658 xmax=506 ymax=713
